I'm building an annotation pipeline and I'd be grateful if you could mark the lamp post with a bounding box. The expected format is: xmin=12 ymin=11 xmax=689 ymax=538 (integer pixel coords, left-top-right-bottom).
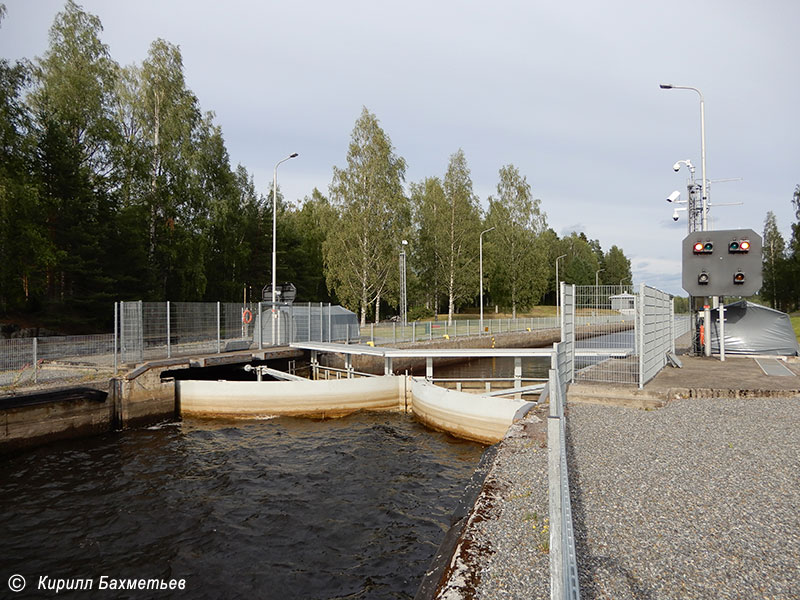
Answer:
xmin=595 ymin=268 xmax=604 ymax=287
xmin=595 ymin=268 xmax=605 ymax=315
xmin=399 ymin=240 xmax=408 ymax=327
xmin=660 ymin=84 xmax=707 ymax=231
xmin=555 ymin=253 xmax=567 ymax=321
xmin=479 ymin=227 xmax=495 ymax=333
xmin=661 ymin=83 xmax=715 ymax=357
xmin=271 ymin=152 xmax=298 ymax=345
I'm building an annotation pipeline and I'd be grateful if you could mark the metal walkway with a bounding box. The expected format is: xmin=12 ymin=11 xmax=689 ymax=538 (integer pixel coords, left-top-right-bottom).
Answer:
xmin=290 ymin=341 xmax=632 ymax=382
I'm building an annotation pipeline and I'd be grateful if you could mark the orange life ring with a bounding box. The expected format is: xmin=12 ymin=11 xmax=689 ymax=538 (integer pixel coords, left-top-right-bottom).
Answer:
xmin=242 ymin=309 xmax=253 ymax=324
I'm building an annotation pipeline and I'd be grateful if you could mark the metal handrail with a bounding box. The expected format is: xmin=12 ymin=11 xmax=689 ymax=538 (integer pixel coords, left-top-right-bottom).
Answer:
xmin=548 ymin=341 xmax=581 ymax=600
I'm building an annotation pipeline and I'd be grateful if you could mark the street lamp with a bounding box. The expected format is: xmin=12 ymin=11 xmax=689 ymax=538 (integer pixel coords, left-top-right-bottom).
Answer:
xmin=660 ymin=84 xmax=707 ymax=231
xmin=399 ymin=240 xmax=408 ymax=327
xmin=555 ymin=254 xmax=567 ymax=321
xmin=479 ymin=227 xmax=495 ymax=333
xmin=271 ymin=152 xmax=299 ymax=345
xmin=595 ymin=268 xmax=604 ymax=287
xmin=595 ymin=268 xmax=605 ymax=315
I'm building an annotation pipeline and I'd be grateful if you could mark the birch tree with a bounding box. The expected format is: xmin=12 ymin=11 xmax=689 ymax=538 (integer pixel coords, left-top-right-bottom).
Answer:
xmin=485 ymin=164 xmax=547 ymax=317
xmin=442 ymin=149 xmax=481 ymax=324
xmin=324 ymin=107 xmax=407 ymax=325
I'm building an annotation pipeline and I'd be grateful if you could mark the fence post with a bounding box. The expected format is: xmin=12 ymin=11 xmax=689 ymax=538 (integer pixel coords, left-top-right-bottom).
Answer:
xmin=670 ymin=297 xmax=676 ymax=354
xmin=328 ymin=303 xmax=332 ymax=342
xmin=308 ymin=302 xmax=312 ymax=342
xmin=638 ymin=284 xmax=645 ymax=389
xmin=166 ymin=301 xmax=171 ymax=359
xmin=412 ymin=322 xmax=416 ymax=343
xmin=114 ymin=302 xmax=118 ymax=376
xmin=33 ymin=337 xmax=38 ymax=384
xmin=217 ymin=301 xmax=221 ymax=353
xmin=393 ymin=321 xmax=396 ymax=344
xmin=120 ymin=300 xmax=125 ymax=363
xmin=257 ymin=302 xmax=263 ymax=350
xmin=320 ymin=302 xmax=324 ymax=343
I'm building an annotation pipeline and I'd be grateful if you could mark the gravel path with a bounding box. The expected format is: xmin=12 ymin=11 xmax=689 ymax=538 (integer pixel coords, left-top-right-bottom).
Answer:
xmin=433 ymin=409 xmax=551 ymax=600
xmin=567 ymin=397 xmax=800 ymax=600
xmin=471 ymin=413 xmax=550 ymax=600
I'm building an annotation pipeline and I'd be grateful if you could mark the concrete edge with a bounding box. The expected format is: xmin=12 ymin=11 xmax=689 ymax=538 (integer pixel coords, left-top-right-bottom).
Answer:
xmin=413 ymin=444 xmax=499 ymax=600
xmin=665 ymin=387 xmax=800 ymax=400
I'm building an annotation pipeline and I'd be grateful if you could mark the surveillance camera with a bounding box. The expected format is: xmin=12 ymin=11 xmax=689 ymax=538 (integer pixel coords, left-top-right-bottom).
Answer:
xmin=673 ymin=162 xmax=681 ymax=172
xmin=672 ymin=211 xmax=680 ymax=221
xmin=667 ymin=191 xmax=680 ymax=203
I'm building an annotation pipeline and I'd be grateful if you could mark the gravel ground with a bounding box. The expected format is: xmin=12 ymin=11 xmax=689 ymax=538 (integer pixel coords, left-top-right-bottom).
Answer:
xmin=434 ymin=408 xmax=551 ymax=600
xmin=567 ymin=397 xmax=800 ymax=600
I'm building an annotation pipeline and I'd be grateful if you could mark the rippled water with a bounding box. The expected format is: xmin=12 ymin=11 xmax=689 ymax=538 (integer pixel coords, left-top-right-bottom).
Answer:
xmin=0 ymin=413 xmax=484 ymax=599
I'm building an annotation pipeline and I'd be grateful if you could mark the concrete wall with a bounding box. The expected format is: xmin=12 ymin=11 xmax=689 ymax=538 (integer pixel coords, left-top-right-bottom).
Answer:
xmin=1 ymin=361 xmax=182 ymax=453
xmin=112 ymin=362 xmax=182 ymax=428
xmin=0 ymin=390 xmax=112 ymax=453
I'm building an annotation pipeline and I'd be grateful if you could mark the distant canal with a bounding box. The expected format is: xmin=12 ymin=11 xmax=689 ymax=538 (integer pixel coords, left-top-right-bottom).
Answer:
xmin=1 ymin=413 xmax=484 ymax=599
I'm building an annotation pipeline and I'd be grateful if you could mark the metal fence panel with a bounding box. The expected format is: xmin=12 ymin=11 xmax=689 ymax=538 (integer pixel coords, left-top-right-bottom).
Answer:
xmin=120 ymin=300 xmax=143 ymax=364
xmin=639 ymin=285 xmax=673 ymax=387
xmin=573 ymin=285 xmax=637 ymax=385
xmin=0 ymin=334 xmax=116 ymax=390
xmin=560 ymin=283 xmax=575 ymax=384
xmin=0 ymin=338 xmax=35 ymax=388
xmin=548 ymin=341 xmax=580 ymax=600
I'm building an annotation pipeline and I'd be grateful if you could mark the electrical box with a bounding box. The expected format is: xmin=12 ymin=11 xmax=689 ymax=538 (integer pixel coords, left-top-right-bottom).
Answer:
xmin=681 ymin=228 xmax=762 ymax=296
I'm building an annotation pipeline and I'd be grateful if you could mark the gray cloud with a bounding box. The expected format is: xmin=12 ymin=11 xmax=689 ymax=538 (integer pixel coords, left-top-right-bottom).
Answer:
xmin=2 ymin=0 xmax=797 ymax=299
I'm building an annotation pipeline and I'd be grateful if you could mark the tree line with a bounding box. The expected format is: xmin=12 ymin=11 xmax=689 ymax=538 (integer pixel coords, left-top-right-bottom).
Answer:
xmin=0 ymin=2 xmax=632 ymax=330
xmin=761 ymin=185 xmax=800 ymax=312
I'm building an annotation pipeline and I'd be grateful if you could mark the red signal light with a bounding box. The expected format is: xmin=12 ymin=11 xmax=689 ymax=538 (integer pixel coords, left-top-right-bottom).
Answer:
xmin=693 ymin=241 xmax=713 ymax=254
xmin=729 ymin=239 xmax=751 ymax=253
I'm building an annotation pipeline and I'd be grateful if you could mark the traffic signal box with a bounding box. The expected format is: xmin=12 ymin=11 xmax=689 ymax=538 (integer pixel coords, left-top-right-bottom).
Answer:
xmin=681 ymin=228 xmax=762 ymax=296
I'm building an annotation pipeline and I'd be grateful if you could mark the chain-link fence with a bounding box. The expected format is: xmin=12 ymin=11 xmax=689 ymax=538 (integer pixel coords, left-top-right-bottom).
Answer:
xmin=0 ymin=334 xmax=116 ymax=391
xmin=117 ymin=301 xmax=362 ymax=364
xmin=367 ymin=316 xmax=561 ymax=345
xmin=2 ymin=289 xmax=693 ymax=392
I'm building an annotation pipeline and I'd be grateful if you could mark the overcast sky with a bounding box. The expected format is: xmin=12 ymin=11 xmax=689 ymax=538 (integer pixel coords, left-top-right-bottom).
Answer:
xmin=2 ymin=0 xmax=798 ymax=295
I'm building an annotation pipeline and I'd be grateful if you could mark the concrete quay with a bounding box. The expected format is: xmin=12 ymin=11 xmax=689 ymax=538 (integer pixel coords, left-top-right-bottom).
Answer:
xmin=424 ymin=355 xmax=800 ymax=599
xmin=0 ymin=346 xmax=302 ymax=453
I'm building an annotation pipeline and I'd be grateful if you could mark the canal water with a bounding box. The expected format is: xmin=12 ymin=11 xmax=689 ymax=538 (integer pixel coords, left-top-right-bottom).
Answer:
xmin=1 ymin=413 xmax=484 ymax=599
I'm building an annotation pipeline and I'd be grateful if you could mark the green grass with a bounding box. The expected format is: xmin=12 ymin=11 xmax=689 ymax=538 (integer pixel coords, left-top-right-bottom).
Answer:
xmin=434 ymin=305 xmax=558 ymax=320
xmin=791 ymin=314 xmax=800 ymax=343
